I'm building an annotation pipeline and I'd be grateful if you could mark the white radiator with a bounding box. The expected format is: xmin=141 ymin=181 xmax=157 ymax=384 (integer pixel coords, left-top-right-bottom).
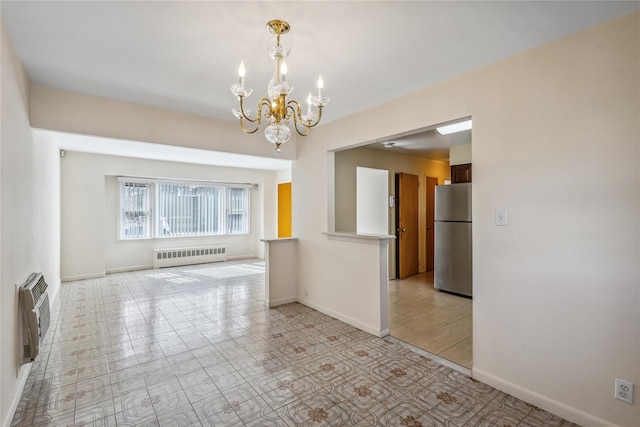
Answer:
xmin=19 ymin=273 xmax=50 ymax=364
xmin=153 ymin=245 xmax=227 ymax=269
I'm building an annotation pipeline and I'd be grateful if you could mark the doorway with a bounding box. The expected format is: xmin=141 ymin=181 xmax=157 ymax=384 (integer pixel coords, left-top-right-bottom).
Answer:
xmin=277 ymin=182 xmax=292 ymax=238
xmin=329 ymin=118 xmax=473 ymax=369
xmin=391 ymin=172 xmax=472 ymax=369
xmin=383 ymin=118 xmax=473 ymax=371
xmin=425 ymin=176 xmax=438 ymax=271
xmin=395 ymin=172 xmax=419 ymax=279
xmin=388 ymin=272 xmax=472 ymax=368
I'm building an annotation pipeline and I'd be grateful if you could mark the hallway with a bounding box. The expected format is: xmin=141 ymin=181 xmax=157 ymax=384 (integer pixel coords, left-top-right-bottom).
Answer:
xmin=388 ymin=272 xmax=472 ymax=368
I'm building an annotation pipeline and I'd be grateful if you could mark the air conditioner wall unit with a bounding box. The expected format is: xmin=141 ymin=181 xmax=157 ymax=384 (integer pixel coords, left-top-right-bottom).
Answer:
xmin=19 ymin=272 xmax=50 ymax=364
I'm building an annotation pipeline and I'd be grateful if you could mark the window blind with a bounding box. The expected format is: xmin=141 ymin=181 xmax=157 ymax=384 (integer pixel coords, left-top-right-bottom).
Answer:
xmin=120 ymin=183 xmax=152 ymax=239
xmin=119 ymin=179 xmax=251 ymax=239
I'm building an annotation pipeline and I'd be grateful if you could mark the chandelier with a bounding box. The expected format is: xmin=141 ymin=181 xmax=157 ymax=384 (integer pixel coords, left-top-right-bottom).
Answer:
xmin=231 ymin=19 xmax=329 ymax=153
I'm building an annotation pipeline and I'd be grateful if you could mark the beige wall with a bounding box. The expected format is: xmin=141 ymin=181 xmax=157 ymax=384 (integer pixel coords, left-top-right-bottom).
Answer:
xmin=294 ymin=12 xmax=639 ymax=427
xmin=334 ymin=146 xmax=449 ymax=276
xmin=0 ymin=25 xmax=61 ymax=425
xmin=450 ymin=143 xmax=471 ymax=165
xmin=30 ymin=85 xmax=298 ymax=161
xmin=0 ymin=22 xmax=32 ymax=426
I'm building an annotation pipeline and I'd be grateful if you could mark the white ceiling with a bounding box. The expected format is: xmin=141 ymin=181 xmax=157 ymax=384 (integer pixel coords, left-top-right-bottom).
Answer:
xmin=3 ymin=1 xmax=638 ymax=165
xmin=369 ymin=127 xmax=472 ymax=162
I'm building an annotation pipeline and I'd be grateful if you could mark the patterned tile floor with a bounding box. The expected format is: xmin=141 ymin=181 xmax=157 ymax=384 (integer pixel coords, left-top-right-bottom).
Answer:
xmin=12 ymin=260 xmax=579 ymax=426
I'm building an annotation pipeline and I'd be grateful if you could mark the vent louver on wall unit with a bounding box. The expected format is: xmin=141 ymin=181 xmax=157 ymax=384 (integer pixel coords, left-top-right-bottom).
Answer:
xmin=19 ymin=272 xmax=50 ymax=364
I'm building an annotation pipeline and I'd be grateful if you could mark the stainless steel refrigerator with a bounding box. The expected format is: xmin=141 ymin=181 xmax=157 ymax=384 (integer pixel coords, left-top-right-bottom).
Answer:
xmin=435 ymin=183 xmax=472 ymax=297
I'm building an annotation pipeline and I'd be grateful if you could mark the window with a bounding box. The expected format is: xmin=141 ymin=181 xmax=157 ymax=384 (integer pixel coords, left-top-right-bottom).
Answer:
xmin=120 ymin=183 xmax=152 ymax=239
xmin=157 ymin=183 xmax=223 ymax=237
xmin=227 ymin=187 xmax=250 ymax=234
xmin=119 ymin=178 xmax=251 ymax=239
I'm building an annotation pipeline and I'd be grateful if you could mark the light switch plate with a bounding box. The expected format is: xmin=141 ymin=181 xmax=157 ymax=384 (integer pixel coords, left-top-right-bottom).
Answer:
xmin=495 ymin=209 xmax=508 ymax=226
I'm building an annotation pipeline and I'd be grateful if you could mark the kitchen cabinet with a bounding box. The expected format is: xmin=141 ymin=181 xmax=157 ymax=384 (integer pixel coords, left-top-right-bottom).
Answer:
xmin=451 ymin=163 xmax=472 ymax=183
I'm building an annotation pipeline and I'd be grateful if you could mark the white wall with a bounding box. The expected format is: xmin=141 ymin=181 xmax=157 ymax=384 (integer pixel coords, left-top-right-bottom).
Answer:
xmin=32 ymin=132 xmax=61 ymax=303
xmin=60 ymin=151 xmax=277 ymax=280
xmin=275 ymin=168 xmax=292 ymax=183
xmin=295 ymin=145 xmax=390 ymax=334
xmin=0 ymin=25 xmax=61 ymax=426
xmin=16 ymin=11 xmax=639 ymax=427
xmin=294 ymin=12 xmax=639 ymax=427
xmin=356 ymin=167 xmax=388 ymax=235
xmin=264 ymin=239 xmax=298 ymax=307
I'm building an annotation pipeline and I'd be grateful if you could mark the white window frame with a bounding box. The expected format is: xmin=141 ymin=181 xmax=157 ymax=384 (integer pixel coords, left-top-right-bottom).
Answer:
xmin=118 ymin=177 xmax=252 ymax=240
xmin=118 ymin=179 xmax=155 ymax=240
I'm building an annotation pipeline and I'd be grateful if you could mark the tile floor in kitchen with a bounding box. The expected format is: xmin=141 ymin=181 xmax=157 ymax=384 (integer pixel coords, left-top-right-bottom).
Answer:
xmin=388 ymin=272 xmax=472 ymax=369
xmin=11 ymin=260 xmax=578 ymax=426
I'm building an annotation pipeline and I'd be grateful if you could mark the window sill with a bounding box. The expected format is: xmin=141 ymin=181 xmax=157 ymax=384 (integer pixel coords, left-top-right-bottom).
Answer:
xmin=118 ymin=233 xmax=250 ymax=242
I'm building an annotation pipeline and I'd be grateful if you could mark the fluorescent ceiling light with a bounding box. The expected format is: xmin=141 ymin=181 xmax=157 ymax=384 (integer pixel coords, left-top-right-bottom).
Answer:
xmin=436 ymin=119 xmax=472 ymax=135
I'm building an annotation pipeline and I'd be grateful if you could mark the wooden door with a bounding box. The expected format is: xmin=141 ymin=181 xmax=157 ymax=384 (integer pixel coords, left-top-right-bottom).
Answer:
xmin=425 ymin=177 xmax=438 ymax=271
xmin=277 ymin=182 xmax=292 ymax=238
xmin=396 ymin=173 xmax=419 ymax=279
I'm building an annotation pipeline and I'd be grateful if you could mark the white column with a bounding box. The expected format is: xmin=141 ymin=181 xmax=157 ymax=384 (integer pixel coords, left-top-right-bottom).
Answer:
xmin=262 ymin=238 xmax=298 ymax=307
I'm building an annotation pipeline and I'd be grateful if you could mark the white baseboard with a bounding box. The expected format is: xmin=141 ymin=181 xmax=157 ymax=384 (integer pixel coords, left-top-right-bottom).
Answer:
xmin=105 ymin=265 xmax=153 ymax=274
xmin=296 ymin=297 xmax=387 ymax=337
xmin=61 ymin=272 xmax=105 ymax=282
xmin=227 ymin=254 xmax=260 ymax=261
xmin=267 ymin=296 xmax=297 ymax=308
xmin=104 ymin=256 xmax=262 ymax=275
xmin=3 ymin=363 xmax=31 ymax=427
xmin=472 ymin=368 xmax=618 ymax=427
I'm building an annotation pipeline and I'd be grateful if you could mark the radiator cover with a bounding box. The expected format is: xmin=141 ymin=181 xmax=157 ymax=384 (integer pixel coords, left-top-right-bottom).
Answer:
xmin=153 ymin=245 xmax=227 ymax=268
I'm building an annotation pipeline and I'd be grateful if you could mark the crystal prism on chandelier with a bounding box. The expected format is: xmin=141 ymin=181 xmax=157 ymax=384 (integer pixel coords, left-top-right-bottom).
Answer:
xmin=230 ymin=19 xmax=329 ymax=154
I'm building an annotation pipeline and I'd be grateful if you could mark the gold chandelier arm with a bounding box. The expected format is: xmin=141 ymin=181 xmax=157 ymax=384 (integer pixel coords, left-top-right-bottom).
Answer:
xmin=238 ymin=96 xmax=268 ymax=123
xmin=237 ymin=97 xmax=274 ymax=134
xmin=239 ymin=116 xmax=260 ymax=134
xmin=312 ymin=105 xmax=323 ymax=127
xmin=286 ymin=101 xmax=310 ymax=136
xmin=287 ymin=100 xmax=324 ymax=136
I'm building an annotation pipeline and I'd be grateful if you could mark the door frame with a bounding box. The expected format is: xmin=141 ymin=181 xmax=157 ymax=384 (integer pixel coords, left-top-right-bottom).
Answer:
xmin=425 ymin=176 xmax=439 ymax=272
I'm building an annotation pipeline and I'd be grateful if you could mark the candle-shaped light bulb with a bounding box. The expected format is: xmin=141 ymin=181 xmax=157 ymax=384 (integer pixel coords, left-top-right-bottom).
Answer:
xmin=281 ymin=60 xmax=288 ymax=82
xmin=317 ymin=75 xmax=324 ymax=98
xmin=238 ymin=61 xmax=246 ymax=86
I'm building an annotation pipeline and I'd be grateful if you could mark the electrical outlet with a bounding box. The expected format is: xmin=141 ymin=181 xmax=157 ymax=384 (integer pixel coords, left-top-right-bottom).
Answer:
xmin=615 ymin=378 xmax=634 ymax=404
